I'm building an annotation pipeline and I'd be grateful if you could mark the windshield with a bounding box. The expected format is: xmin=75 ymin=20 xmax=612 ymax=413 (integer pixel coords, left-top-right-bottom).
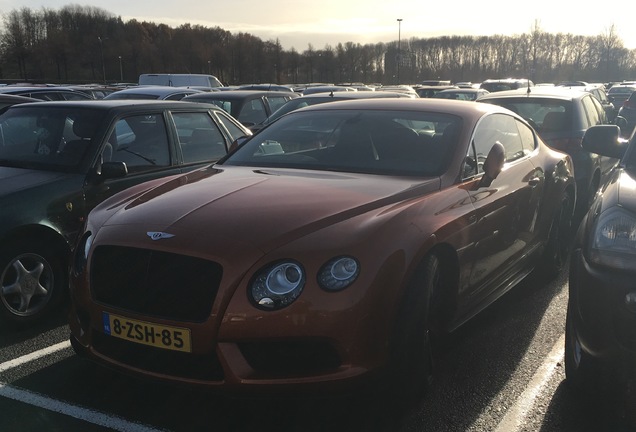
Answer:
xmin=223 ymin=109 xmax=461 ymax=177
xmin=0 ymin=106 xmax=103 ymax=171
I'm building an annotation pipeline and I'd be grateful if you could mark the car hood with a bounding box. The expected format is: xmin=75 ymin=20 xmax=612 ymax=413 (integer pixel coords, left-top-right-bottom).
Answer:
xmin=0 ymin=166 xmax=73 ymax=195
xmin=97 ymin=165 xmax=440 ymax=253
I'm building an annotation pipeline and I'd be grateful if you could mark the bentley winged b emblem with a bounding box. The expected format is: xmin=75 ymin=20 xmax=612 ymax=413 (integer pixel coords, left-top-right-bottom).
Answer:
xmin=147 ymin=231 xmax=175 ymax=241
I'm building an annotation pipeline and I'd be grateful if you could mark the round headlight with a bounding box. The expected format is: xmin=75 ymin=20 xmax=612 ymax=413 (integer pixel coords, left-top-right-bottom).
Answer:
xmin=250 ymin=261 xmax=305 ymax=310
xmin=318 ymin=256 xmax=359 ymax=291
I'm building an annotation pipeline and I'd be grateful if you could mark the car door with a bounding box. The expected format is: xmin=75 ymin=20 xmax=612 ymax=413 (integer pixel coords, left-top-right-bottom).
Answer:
xmin=83 ymin=110 xmax=183 ymax=213
xmin=461 ymin=113 xmax=544 ymax=308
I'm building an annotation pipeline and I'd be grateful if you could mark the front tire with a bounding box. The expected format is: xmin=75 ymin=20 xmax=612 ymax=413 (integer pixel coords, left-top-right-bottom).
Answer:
xmin=0 ymin=240 xmax=67 ymax=325
xmin=564 ymin=301 xmax=604 ymax=394
xmin=385 ymin=254 xmax=441 ymax=409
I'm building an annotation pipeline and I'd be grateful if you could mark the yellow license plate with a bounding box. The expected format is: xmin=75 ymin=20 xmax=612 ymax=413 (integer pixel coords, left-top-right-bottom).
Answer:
xmin=102 ymin=312 xmax=192 ymax=353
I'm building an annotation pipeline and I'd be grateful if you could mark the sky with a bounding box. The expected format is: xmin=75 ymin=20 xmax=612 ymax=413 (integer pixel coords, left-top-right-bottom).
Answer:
xmin=1 ymin=0 xmax=635 ymax=51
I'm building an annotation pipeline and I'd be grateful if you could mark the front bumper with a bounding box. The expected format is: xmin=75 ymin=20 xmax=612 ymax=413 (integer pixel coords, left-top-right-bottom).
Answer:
xmin=569 ymin=248 xmax=636 ymax=361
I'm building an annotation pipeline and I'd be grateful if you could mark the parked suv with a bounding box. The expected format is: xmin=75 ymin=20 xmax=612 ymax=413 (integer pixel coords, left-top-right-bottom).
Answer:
xmin=478 ymin=87 xmax=617 ymax=217
xmin=0 ymin=100 xmax=251 ymax=325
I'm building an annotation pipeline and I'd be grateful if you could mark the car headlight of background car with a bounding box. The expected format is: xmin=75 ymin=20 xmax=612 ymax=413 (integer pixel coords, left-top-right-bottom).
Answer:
xmin=249 ymin=256 xmax=359 ymax=310
xmin=589 ymin=206 xmax=636 ymax=271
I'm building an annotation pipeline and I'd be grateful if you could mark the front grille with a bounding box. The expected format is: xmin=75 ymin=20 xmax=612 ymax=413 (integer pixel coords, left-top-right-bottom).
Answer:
xmin=91 ymin=246 xmax=222 ymax=322
xmin=92 ymin=331 xmax=224 ymax=381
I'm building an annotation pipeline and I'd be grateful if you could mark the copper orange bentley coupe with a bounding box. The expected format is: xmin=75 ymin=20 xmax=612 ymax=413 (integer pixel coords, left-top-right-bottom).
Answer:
xmin=68 ymin=99 xmax=575 ymax=399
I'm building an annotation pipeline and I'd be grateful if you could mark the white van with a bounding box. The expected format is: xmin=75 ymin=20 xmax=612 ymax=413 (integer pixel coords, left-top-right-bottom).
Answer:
xmin=138 ymin=73 xmax=224 ymax=89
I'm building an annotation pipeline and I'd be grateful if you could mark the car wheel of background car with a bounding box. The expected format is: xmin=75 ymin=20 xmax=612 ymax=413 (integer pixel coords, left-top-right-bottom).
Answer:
xmin=0 ymin=239 xmax=67 ymax=325
xmin=384 ymin=253 xmax=441 ymax=411
xmin=538 ymin=191 xmax=574 ymax=279
xmin=564 ymin=301 xmax=605 ymax=395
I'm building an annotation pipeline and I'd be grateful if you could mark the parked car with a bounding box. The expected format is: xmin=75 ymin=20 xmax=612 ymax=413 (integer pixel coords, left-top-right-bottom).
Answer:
xmin=0 ymin=100 xmax=251 ymax=325
xmin=138 ymin=73 xmax=224 ymax=89
xmin=68 ymin=99 xmax=575 ymax=403
xmin=478 ymin=87 xmax=616 ymax=217
xmin=0 ymin=86 xmax=94 ymax=101
xmin=0 ymin=94 xmax=38 ymax=109
xmin=250 ymin=90 xmax=414 ymax=132
xmin=607 ymin=84 xmax=636 ymax=112
xmin=301 ymin=85 xmax=357 ymax=95
xmin=183 ymin=90 xmax=299 ymax=127
xmin=480 ymin=78 xmax=533 ymax=92
xmin=414 ymin=85 xmax=458 ymax=98
xmin=237 ymin=84 xmax=295 ymax=92
xmin=432 ymin=88 xmax=490 ymax=101
xmin=566 ymin=124 xmax=635 ymax=398
xmin=617 ymin=91 xmax=636 ymax=135
xmin=584 ymin=84 xmax=616 ymax=122
xmin=105 ymin=86 xmax=204 ymax=101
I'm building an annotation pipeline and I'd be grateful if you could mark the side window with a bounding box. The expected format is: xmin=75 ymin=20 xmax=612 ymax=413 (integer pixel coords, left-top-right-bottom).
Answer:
xmin=238 ymin=99 xmax=267 ymax=125
xmin=267 ymin=96 xmax=290 ymax=113
xmin=516 ymin=119 xmax=536 ymax=154
xmin=582 ymin=95 xmax=602 ymax=126
xmin=215 ymin=111 xmax=249 ymax=141
xmin=473 ymin=114 xmax=524 ymax=166
xmin=108 ymin=114 xmax=170 ymax=172
xmin=172 ymin=112 xmax=227 ymax=163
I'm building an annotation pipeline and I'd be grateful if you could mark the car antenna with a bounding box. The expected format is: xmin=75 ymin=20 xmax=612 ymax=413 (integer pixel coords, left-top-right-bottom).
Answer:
xmin=329 ymin=91 xmax=334 ymax=97
xmin=526 ymin=79 xmax=531 ymax=95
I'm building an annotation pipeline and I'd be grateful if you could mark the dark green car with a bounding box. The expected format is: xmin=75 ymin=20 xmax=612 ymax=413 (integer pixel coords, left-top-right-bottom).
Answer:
xmin=0 ymin=100 xmax=251 ymax=325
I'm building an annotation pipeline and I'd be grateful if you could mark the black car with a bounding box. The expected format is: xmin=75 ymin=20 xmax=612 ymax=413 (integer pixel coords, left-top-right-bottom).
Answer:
xmin=0 ymin=94 xmax=38 ymax=109
xmin=0 ymin=100 xmax=251 ymax=325
xmin=566 ymin=124 xmax=635 ymax=400
xmin=478 ymin=87 xmax=617 ymax=217
xmin=0 ymin=85 xmax=94 ymax=101
xmin=183 ymin=90 xmax=299 ymax=127
xmin=250 ymin=90 xmax=414 ymax=132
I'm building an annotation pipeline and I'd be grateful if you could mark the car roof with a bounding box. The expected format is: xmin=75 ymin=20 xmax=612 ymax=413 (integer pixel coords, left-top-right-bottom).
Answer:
xmin=477 ymin=86 xmax=588 ymax=101
xmin=6 ymin=99 xmax=225 ymax=112
xmin=291 ymin=97 xmax=510 ymax=118
xmin=107 ymin=86 xmax=204 ymax=96
xmin=184 ymin=90 xmax=298 ymax=100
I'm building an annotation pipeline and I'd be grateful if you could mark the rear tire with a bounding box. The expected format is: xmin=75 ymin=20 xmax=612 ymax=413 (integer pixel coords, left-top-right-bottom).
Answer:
xmin=539 ymin=191 xmax=573 ymax=279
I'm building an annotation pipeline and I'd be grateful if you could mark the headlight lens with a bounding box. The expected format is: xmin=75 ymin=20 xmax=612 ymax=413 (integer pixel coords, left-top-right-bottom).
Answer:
xmin=249 ymin=261 xmax=305 ymax=310
xmin=318 ymin=256 xmax=359 ymax=291
xmin=589 ymin=206 xmax=636 ymax=270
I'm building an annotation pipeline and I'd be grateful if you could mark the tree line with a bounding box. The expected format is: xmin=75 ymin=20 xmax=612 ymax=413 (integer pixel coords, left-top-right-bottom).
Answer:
xmin=0 ymin=5 xmax=634 ymax=86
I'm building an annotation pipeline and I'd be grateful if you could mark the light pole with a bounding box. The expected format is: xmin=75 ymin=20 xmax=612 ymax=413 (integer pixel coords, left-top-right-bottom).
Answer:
xmin=118 ymin=56 xmax=123 ymax=82
xmin=397 ymin=18 xmax=403 ymax=85
xmin=98 ymin=37 xmax=106 ymax=84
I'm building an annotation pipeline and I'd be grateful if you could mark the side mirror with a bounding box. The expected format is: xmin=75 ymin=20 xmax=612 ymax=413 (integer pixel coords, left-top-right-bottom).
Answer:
xmin=582 ymin=125 xmax=626 ymax=159
xmin=99 ymin=161 xmax=128 ymax=180
xmin=478 ymin=142 xmax=505 ymax=188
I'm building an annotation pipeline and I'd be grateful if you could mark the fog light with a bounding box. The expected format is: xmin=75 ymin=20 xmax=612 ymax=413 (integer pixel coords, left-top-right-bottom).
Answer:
xmin=625 ymin=291 xmax=636 ymax=313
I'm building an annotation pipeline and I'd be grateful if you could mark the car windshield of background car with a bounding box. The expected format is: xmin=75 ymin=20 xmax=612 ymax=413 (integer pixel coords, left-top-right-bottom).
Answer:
xmin=223 ymin=109 xmax=461 ymax=177
xmin=0 ymin=106 xmax=103 ymax=170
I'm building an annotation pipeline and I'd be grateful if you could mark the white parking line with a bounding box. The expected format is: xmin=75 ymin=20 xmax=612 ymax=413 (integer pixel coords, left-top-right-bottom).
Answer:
xmin=0 ymin=340 xmax=71 ymax=373
xmin=0 ymin=341 xmax=166 ymax=432
xmin=493 ymin=334 xmax=565 ymax=432
xmin=0 ymin=383 xmax=167 ymax=432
